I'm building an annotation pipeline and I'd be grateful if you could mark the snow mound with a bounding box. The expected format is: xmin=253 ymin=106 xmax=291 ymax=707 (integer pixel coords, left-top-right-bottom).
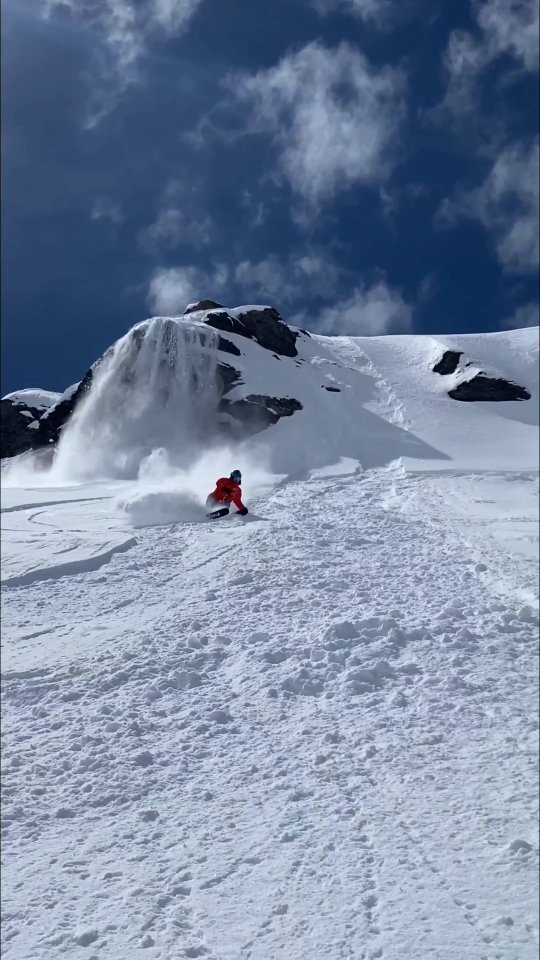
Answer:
xmin=2 ymin=388 xmax=60 ymax=411
xmin=119 ymin=489 xmax=204 ymax=527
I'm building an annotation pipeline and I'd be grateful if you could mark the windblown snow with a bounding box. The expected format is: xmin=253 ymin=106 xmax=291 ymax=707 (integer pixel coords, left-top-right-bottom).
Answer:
xmin=1 ymin=321 xmax=538 ymax=960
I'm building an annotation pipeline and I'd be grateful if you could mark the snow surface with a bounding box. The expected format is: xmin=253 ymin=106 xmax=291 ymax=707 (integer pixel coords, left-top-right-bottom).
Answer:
xmin=54 ymin=382 xmax=81 ymax=408
xmin=2 ymin=388 xmax=61 ymax=411
xmin=1 ymin=326 xmax=538 ymax=960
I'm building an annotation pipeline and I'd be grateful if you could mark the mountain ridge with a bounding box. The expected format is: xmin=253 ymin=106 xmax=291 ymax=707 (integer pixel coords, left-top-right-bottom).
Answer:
xmin=1 ymin=303 xmax=537 ymax=472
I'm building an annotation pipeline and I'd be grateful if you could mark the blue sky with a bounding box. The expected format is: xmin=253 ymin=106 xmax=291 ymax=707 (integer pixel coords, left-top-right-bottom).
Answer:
xmin=3 ymin=0 xmax=538 ymax=393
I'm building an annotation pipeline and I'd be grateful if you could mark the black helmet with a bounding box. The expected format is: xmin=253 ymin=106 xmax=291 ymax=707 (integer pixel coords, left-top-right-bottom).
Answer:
xmin=230 ymin=469 xmax=242 ymax=483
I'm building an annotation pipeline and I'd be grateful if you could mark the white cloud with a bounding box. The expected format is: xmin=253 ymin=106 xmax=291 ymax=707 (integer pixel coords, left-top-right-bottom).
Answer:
xmin=43 ymin=0 xmax=205 ymax=124
xmin=234 ymin=252 xmax=343 ymax=303
xmin=294 ymin=282 xmax=413 ymax=336
xmin=438 ymin=29 xmax=485 ymax=122
xmin=234 ymin=257 xmax=287 ymax=300
xmin=503 ymin=302 xmax=539 ymax=329
xmin=240 ymin=191 xmax=267 ymax=228
xmin=436 ymin=0 xmax=538 ymax=123
xmin=146 ymin=250 xmax=345 ymax=315
xmin=227 ymin=42 xmax=406 ymax=210
xmin=91 ymin=196 xmax=124 ymax=224
xmin=147 ymin=264 xmax=228 ymax=314
xmin=313 ymin=0 xmax=410 ymax=30
xmin=150 ymin=0 xmax=202 ymax=33
xmin=477 ymin=0 xmax=539 ymax=73
xmin=140 ymin=209 xmax=213 ymax=252
xmin=146 ymin=264 xmax=413 ymax=340
xmin=416 ymin=273 xmax=438 ymax=304
xmin=139 ymin=181 xmax=214 ymax=254
xmin=440 ymin=138 xmax=539 ymax=273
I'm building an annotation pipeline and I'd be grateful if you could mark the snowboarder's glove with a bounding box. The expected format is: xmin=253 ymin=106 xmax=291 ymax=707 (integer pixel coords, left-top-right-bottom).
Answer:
xmin=238 ymin=507 xmax=248 ymax=516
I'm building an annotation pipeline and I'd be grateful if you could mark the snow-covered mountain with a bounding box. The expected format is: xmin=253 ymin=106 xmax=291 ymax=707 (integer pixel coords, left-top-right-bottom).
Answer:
xmin=1 ymin=306 xmax=538 ymax=960
xmin=1 ymin=388 xmax=61 ymax=458
xmin=1 ymin=301 xmax=537 ymax=473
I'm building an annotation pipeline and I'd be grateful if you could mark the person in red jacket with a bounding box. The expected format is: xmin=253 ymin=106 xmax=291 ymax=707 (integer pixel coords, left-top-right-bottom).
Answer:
xmin=206 ymin=470 xmax=248 ymax=517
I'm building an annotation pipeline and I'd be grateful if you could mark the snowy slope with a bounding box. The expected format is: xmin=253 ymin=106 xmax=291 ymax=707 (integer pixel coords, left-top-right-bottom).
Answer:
xmin=262 ymin=324 xmax=538 ymax=474
xmin=340 ymin=327 xmax=539 ymax=469
xmin=2 ymin=388 xmax=61 ymax=412
xmin=1 ymin=324 xmax=538 ymax=960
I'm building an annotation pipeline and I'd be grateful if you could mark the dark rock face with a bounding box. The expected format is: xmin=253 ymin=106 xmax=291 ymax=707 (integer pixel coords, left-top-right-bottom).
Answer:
xmin=215 ymin=356 xmax=302 ymax=434
xmin=205 ymin=307 xmax=298 ymax=358
xmin=433 ymin=351 xmax=462 ymax=375
xmin=448 ymin=376 xmax=531 ymax=402
xmin=38 ymin=369 xmax=94 ymax=446
xmin=217 ymin=336 xmax=242 ymax=357
xmin=1 ymin=400 xmax=40 ymax=458
xmin=217 ymin=362 xmax=243 ymax=394
xmin=247 ymin=396 xmax=303 ymax=419
xmin=432 ymin=348 xmax=531 ymax=402
xmin=185 ymin=300 xmax=224 ymax=314
xmin=220 ymin=395 xmax=303 ymax=434
xmin=324 ymin=386 xmax=341 ymax=392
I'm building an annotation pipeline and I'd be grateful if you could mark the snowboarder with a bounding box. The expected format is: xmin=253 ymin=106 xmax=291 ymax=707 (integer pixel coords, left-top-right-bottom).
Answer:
xmin=206 ymin=470 xmax=248 ymax=518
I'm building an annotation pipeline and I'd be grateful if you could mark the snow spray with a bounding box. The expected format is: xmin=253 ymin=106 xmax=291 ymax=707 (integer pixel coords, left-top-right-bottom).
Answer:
xmin=52 ymin=318 xmax=220 ymax=481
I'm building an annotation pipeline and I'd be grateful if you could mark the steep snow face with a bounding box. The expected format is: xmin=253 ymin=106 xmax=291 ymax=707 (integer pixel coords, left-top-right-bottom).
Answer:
xmin=333 ymin=327 xmax=538 ymax=471
xmin=52 ymin=318 xmax=220 ymax=481
xmin=207 ymin=321 xmax=538 ymax=476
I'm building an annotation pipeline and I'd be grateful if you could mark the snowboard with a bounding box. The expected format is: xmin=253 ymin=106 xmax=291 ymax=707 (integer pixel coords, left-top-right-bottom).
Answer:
xmin=207 ymin=507 xmax=230 ymax=520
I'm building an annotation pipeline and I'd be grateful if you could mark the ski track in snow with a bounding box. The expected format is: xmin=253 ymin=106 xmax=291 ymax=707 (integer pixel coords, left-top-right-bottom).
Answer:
xmin=2 ymin=537 xmax=138 ymax=590
xmin=1 ymin=463 xmax=538 ymax=960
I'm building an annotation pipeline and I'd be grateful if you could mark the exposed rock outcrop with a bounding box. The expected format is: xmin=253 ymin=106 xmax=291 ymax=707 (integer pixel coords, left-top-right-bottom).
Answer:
xmin=220 ymin=395 xmax=303 ymax=435
xmin=38 ymin=370 xmax=95 ymax=446
xmin=185 ymin=300 xmax=224 ymax=314
xmin=1 ymin=389 xmax=63 ymax=458
xmin=433 ymin=351 xmax=462 ymax=375
xmin=204 ymin=307 xmax=298 ymax=358
xmin=216 ymin=336 xmax=242 ymax=357
xmin=432 ymin=348 xmax=531 ymax=402
xmin=448 ymin=376 xmax=531 ymax=402
xmin=217 ymin=362 xmax=243 ymax=394
xmin=1 ymin=400 xmax=39 ymax=458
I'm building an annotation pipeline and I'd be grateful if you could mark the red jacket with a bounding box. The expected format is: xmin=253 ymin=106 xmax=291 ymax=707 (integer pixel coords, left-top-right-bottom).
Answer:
xmin=209 ymin=477 xmax=245 ymax=511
